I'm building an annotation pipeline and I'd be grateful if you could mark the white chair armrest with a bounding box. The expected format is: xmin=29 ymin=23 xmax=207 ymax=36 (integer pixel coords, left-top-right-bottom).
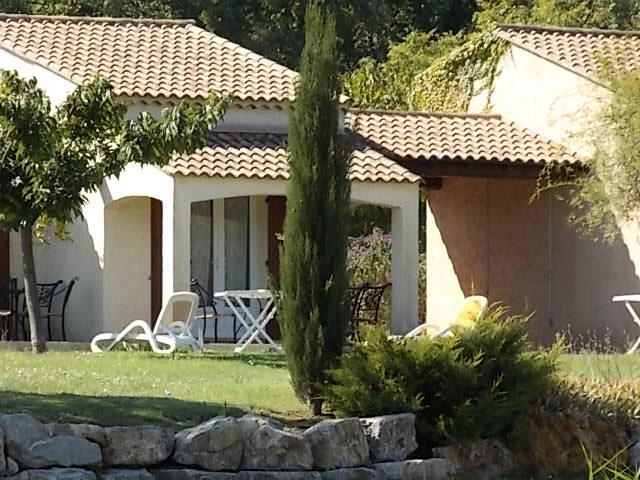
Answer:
xmin=405 ymin=323 xmax=441 ymax=338
xmin=613 ymin=294 xmax=640 ymax=302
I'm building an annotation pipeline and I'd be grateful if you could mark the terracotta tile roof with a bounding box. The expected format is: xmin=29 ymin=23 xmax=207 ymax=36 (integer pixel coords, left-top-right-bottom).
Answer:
xmin=0 ymin=14 xmax=297 ymax=102
xmin=346 ymin=110 xmax=579 ymax=166
xmin=498 ymin=24 xmax=640 ymax=83
xmin=167 ymin=132 xmax=422 ymax=183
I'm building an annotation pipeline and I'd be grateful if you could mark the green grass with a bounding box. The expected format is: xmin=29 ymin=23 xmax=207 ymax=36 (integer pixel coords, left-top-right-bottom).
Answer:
xmin=558 ymin=353 xmax=640 ymax=381
xmin=0 ymin=351 xmax=306 ymax=429
xmin=0 ymin=351 xmax=638 ymax=430
xmin=551 ymin=354 xmax=640 ymax=427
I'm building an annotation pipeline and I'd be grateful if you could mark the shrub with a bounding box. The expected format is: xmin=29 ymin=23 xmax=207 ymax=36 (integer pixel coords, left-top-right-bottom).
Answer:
xmin=325 ymin=306 xmax=558 ymax=448
xmin=545 ymin=374 xmax=640 ymax=427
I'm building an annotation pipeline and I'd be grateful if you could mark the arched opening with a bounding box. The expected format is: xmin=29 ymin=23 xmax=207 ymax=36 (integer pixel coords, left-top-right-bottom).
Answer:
xmin=103 ymin=196 xmax=162 ymax=332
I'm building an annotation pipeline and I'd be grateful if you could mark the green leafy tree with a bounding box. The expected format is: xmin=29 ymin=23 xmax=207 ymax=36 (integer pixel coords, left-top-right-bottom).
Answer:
xmin=343 ymin=31 xmax=465 ymax=110
xmin=535 ymin=68 xmax=640 ymax=243
xmin=280 ymin=2 xmax=351 ymax=415
xmin=0 ymin=71 xmax=229 ymax=353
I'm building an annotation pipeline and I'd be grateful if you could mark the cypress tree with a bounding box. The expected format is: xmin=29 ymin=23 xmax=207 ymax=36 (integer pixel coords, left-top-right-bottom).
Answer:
xmin=280 ymin=1 xmax=351 ymax=416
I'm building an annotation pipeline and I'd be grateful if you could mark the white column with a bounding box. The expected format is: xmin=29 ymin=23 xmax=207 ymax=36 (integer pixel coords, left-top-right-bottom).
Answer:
xmin=172 ymin=190 xmax=190 ymax=294
xmin=391 ymin=197 xmax=419 ymax=334
xmin=250 ymin=196 xmax=269 ymax=289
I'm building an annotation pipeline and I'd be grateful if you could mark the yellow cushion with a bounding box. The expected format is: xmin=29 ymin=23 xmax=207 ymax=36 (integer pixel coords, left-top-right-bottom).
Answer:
xmin=454 ymin=298 xmax=485 ymax=329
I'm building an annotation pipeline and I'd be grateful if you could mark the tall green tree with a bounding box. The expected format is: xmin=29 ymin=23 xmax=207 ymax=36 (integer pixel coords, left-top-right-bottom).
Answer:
xmin=0 ymin=72 xmax=229 ymax=353
xmin=280 ymin=2 xmax=351 ymax=415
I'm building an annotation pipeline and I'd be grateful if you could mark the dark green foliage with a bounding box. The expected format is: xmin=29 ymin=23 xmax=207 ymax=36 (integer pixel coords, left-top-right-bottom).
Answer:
xmin=325 ymin=307 xmax=558 ymax=447
xmin=279 ymin=2 xmax=351 ymax=412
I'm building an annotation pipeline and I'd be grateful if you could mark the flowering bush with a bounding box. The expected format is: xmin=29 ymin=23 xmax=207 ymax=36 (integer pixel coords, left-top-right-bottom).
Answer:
xmin=347 ymin=228 xmax=392 ymax=287
xmin=347 ymin=228 xmax=392 ymax=326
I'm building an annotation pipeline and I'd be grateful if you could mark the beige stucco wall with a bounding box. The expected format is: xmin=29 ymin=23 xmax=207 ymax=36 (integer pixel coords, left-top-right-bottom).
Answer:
xmin=426 ymin=177 xmax=639 ymax=345
xmin=470 ymin=44 xmax=608 ymax=157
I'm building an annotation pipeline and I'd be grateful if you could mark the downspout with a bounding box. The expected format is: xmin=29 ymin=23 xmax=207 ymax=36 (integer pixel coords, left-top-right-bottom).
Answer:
xmin=486 ymin=179 xmax=491 ymax=297
xmin=547 ymin=192 xmax=554 ymax=326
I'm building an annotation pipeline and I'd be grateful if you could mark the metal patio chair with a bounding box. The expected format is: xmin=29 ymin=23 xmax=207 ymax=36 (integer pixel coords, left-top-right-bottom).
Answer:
xmin=18 ymin=280 xmax=63 ymax=341
xmin=190 ymin=278 xmax=241 ymax=343
xmin=350 ymin=283 xmax=390 ymax=336
xmin=0 ymin=277 xmax=17 ymax=340
xmin=43 ymin=277 xmax=78 ymax=341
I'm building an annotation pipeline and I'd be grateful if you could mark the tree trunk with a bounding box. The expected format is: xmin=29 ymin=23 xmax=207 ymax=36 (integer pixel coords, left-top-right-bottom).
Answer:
xmin=20 ymin=225 xmax=46 ymax=353
xmin=310 ymin=398 xmax=323 ymax=416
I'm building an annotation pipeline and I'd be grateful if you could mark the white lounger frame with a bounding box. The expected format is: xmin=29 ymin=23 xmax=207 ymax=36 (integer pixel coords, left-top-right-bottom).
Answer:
xmin=90 ymin=292 xmax=202 ymax=354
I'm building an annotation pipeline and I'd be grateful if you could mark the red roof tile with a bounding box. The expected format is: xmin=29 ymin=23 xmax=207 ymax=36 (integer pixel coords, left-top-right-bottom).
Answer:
xmin=0 ymin=14 xmax=297 ymax=102
xmin=346 ymin=110 xmax=579 ymax=165
xmin=498 ymin=24 xmax=640 ymax=83
xmin=167 ymin=132 xmax=422 ymax=183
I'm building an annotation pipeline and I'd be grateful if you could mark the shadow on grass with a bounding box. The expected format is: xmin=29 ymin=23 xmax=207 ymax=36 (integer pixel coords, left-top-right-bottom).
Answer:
xmin=0 ymin=391 xmax=275 ymax=429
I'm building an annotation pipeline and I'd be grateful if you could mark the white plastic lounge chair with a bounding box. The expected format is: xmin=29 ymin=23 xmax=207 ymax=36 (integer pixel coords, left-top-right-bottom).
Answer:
xmin=612 ymin=294 xmax=640 ymax=354
xmin=404 ymin=295 xmax=489 ymax=338
xmin=90 ymin=292 xmax=202 ymax=354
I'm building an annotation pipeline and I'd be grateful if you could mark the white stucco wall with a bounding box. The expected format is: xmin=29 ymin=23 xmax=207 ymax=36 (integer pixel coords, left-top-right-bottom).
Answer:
xmin=9 ymin=163 xmax=175 ymax=340
xmin=0 ymin=47 xmax=76 ymax=106
xmin=126 ymin=100 xmax=290 ymax=133
xmin=103 ymin=197 xmax=152 ymax=332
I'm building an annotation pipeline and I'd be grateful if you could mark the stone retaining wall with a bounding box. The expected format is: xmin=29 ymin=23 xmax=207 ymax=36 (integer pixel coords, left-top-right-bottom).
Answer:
xmin=0 ymin=413 xmax=457 ymax=480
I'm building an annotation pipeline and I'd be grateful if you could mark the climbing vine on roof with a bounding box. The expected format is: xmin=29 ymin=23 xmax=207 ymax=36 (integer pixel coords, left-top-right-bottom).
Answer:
xmin=408 ymin=27 xmax=507 ymax=112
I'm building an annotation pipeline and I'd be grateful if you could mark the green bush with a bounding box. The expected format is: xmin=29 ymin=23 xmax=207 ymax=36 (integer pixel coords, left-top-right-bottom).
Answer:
xmin=325 ymin=306 xmax=558 ymax=448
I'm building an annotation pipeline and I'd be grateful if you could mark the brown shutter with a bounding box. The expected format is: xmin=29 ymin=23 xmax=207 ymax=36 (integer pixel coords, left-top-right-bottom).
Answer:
xmin=266 ymin=196 xmax=286 ymax=340
xmin=266 ymin=196 xmax=286 ymax=287
xmin=150 ymin=199 xmax=163 ymax=324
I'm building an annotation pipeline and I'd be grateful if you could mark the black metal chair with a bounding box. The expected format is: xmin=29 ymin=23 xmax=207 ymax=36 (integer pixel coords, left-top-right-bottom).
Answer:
xmin=18 ymin=280 xmax=63 ymax=341
xmin=351 ymin=283 xmax=390 ymax=333
xmin=0 ymin=277 xmax=17 ymax=340
xmin=43 ymin=277 xmax=78 ymax=341
xmin=190 ymin=278 xmax=241 ymax=343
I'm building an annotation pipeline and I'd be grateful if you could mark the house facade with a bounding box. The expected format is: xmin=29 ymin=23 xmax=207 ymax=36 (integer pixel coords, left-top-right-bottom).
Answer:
xmin=0 ymin=14 xmax=420 ymax=341
xmin=0 ymin=15 xmax=635 ymax=344
xmin=453 ymin=25 xmax=640 ymax=344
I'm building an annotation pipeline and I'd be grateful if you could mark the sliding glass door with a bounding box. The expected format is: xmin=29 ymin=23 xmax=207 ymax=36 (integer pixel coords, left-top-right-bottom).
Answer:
xmin=190 ymin=197 xmax=250 ymax=293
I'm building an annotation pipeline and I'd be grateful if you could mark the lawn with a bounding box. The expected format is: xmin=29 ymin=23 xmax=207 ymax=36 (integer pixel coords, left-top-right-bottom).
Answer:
xmin=558 ymin=353 xmax=640 ymax=381
xmin=0 ymin=351 xmax=638 ymax=430
xmin=0 ymin=351 xmax=306 ymax=429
